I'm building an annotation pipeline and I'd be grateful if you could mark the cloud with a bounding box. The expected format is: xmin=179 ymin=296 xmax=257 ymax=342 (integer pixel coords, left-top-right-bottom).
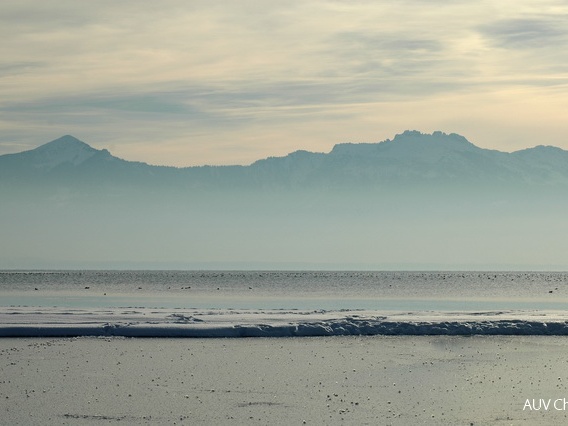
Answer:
xmin=479 ymin=17 xmax=568 ymax=49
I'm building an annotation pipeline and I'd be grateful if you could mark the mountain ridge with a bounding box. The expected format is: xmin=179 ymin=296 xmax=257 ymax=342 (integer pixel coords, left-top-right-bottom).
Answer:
xmin=2 ymin=130 xmax=568 ymax=192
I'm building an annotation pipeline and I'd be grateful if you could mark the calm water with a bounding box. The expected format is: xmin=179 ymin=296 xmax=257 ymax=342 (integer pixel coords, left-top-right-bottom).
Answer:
xmin=1 ymin=270 xmax=568 ymax=311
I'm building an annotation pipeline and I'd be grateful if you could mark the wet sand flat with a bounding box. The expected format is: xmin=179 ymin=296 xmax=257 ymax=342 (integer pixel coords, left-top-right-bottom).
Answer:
xmin=1 ymin=336 xmax=568 ymax=425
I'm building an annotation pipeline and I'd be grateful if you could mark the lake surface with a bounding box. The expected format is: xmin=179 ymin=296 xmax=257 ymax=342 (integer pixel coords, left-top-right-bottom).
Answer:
xmin=1 ymin=270 xmax=567 ymax=311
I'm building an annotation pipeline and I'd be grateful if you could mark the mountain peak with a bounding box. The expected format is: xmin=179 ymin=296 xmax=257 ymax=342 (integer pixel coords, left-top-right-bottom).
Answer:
xmin=390 ymin=130 xmax=476 ymax=148
xmin=38 ymin=135 xmax=92 ymax=150
xmin=29 ymin=135 xmax=101 ymax=170
xmin=330 ymin=130 xmax=478 ymax=158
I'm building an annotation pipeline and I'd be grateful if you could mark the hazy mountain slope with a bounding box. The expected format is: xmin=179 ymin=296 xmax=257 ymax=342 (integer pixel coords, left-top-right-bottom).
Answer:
xmin=247 ymin=130 xmax=568 ymax=192
xmin=510 ymin=145 xmax=568 ymax=186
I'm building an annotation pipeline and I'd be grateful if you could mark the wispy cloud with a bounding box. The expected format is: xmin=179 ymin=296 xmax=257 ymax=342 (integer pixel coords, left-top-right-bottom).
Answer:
xmin=479 ymin=17 xmax=568 ymax=49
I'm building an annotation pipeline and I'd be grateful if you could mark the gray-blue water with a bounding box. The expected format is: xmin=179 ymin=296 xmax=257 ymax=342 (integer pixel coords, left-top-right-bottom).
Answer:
xmin=1 ymin=270 xmax=567 ymax=311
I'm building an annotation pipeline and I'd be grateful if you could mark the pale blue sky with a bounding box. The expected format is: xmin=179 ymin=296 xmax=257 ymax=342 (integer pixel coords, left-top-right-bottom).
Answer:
xmin=2 ymin=0 xmax=568 ymax=166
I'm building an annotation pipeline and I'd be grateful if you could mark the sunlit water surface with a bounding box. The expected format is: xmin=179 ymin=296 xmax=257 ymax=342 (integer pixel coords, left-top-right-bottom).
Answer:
xmin=1 ymin=270 xmax=567 ymax=311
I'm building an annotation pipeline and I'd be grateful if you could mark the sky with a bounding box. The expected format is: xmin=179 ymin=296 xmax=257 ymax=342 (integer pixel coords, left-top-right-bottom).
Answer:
xmin=2 ymin=1 xmax=568 ymax=167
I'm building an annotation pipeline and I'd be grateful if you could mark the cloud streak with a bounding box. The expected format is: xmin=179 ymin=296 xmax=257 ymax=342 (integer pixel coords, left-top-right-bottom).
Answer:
xmin=479 ymin=17 xmax=568 ymax=49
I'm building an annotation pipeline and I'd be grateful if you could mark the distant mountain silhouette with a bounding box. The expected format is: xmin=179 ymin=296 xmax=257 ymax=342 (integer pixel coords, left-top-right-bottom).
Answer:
xmin=2 ymin=130 xmax=568 ymax=269
xmin=15 ymin=135 xmax=104 ymax=170
xmin=251 ymin=131 xmax=568 ymax=191
xmin=2 ymin=130 xmax=568 ymax=195
xmin=0 ymin=134 xmax=178 ymax=191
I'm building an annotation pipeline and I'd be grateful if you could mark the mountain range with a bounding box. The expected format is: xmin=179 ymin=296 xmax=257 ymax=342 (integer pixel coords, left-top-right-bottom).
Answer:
xmin=2 ymin=130 xmax=568 ymax=194
xmin=2 ymin=130 xmax=568 ymax=269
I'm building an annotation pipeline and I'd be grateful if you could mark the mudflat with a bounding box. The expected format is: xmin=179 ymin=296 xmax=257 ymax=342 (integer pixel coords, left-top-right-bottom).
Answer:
xmin=1 ymin=336 xmax=567 ymax=425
